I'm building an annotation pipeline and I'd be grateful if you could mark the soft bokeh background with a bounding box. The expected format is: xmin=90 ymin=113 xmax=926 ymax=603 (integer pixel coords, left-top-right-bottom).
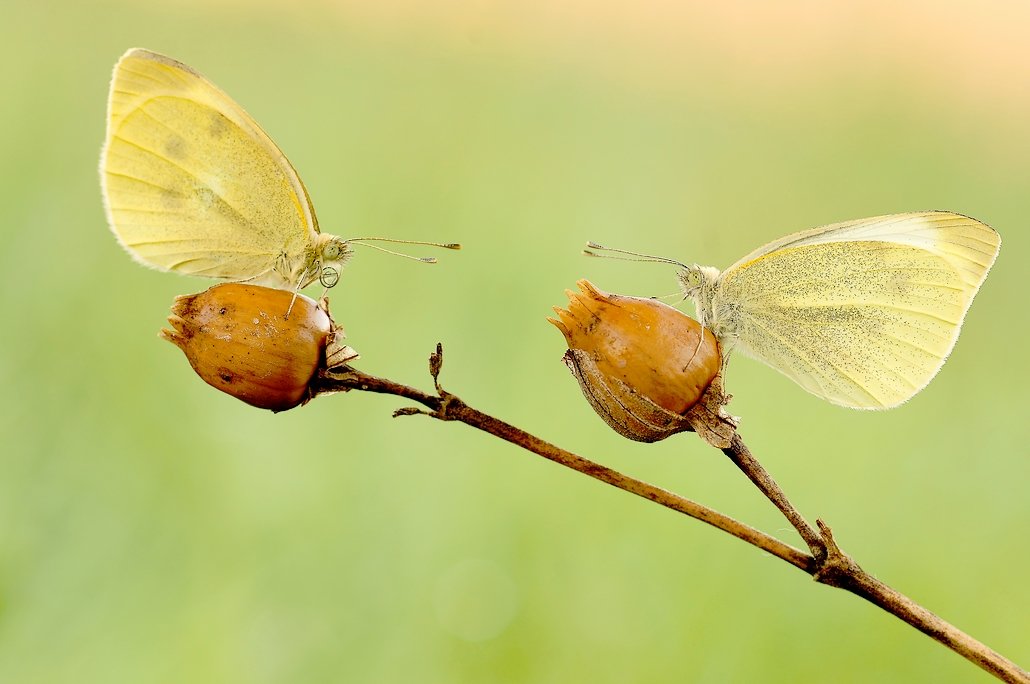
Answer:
xmin=1 ymin=1 xmax=1027 ymax=682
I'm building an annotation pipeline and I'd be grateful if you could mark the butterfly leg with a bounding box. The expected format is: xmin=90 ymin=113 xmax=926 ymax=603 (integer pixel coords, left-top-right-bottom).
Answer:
xmin=708 ymin=326 xmax=740 ymax=383
xmin=285 ymin=264 xmax=316 ymax=320
xmin=285 ymin=285 xmax=301 ymax=320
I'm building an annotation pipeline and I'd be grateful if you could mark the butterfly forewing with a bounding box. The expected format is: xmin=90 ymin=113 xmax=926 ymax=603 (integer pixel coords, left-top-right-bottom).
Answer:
xmin=713 ymin=212 xmax=999 ymax=409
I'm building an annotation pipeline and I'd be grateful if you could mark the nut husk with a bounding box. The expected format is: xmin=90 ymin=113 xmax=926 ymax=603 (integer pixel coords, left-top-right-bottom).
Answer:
xmin=161 ymin=283 xmax=358 ymax=411
xmin=549 ymin=279 xmax=725 ymax=443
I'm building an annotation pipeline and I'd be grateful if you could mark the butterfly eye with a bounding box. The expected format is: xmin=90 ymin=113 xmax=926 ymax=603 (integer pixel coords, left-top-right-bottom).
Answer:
xmin=322 ymin=240 xmax=343 ymax=261
xmin=678 ymin=268 xmax=703 ymax=292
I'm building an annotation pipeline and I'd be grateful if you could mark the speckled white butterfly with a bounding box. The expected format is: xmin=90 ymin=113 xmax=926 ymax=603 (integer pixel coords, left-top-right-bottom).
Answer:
xmin=588 ymin=211 xmax=1000 ymax=409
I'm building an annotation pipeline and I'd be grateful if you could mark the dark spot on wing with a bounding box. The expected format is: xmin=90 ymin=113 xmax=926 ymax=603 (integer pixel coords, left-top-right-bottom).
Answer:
xmin=164 ymin=133 xmax=187 ymax=160
xmin=208 ymin=111 xmax=229 ymax=139
xmin=161 ymin=188 xmax=183 ymax=210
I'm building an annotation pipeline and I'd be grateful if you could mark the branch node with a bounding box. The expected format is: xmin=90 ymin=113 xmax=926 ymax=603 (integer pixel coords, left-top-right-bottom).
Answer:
xmin=811 ymin=519 xmax=862 ymax=588
xmin=432 ymin=392 xmax=463 ymax=421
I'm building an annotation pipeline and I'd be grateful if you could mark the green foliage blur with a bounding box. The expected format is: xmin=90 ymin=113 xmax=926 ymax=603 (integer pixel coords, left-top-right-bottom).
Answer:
xmin=1 ymin=2 xmax=1027 ymax=682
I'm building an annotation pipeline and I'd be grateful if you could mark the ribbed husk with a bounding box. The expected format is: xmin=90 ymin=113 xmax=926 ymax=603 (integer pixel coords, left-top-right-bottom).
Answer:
xmin=549 ymin=279 xmax=726 ymax=443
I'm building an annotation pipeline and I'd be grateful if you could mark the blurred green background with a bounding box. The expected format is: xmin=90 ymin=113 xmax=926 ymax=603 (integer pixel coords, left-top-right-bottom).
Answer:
xmin=1 ymin=1 xmax=1027 ymax=681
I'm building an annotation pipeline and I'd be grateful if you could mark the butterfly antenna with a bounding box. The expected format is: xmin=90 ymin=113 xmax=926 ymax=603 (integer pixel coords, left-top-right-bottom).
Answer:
xmin=347 ymin=237 xmax=461 ymax=264
xmin=583 ymin=242 xmax=689 ymax=270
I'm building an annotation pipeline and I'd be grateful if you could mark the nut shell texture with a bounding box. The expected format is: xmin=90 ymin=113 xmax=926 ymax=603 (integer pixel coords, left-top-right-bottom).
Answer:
xmin=161 ymin=284 xmax=332 ymax=411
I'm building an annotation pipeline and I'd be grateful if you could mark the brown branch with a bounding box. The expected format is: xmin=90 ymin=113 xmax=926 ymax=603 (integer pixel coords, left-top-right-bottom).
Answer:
xmin=313 ymin=345 xmax=1028 ymax=684
xmin=318 ymin=348 xmax=813 ymax=572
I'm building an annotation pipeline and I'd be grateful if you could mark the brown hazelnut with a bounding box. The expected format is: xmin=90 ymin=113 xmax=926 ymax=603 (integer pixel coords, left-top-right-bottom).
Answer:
xmin=549 ymin=279 xmax=721 ymax=442
xmin=161 ymin=283 xmax=358 ymax=411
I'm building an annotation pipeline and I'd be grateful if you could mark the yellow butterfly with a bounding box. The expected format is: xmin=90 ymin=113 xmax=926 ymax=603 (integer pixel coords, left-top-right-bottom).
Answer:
xmin=100 ymin=48 xmax=457 ymax=292
xmin=588 ymin=211 xmax=1000 ymax=409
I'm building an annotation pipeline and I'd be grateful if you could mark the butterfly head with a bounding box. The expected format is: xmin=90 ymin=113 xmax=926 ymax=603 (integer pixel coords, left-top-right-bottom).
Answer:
xmin=318 ymin=236 xmax=354 ymax=268
xmin=311 ymin=235 xmax=354 ymax=289
xmin=676 ymin=265 xmax=721 ymax=328
xmin=675 ymin=265 xmax=717 ymax=297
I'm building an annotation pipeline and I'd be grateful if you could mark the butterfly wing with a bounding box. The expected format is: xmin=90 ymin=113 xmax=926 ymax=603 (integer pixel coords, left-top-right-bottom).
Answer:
xmin=100 ymin=48 xmax=320 ymax=287
xmin=712 ymin=211 xmax=1000 ymax=409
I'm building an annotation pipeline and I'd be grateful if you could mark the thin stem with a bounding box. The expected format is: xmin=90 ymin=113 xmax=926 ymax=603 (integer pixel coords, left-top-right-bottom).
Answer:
xmin=722 ymin=433 xmax=825 ymax=558
xmin=445 ymin=398 xmax=814 ymax=571
xmin=320 ymin=364 xmax=813 ymax=572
